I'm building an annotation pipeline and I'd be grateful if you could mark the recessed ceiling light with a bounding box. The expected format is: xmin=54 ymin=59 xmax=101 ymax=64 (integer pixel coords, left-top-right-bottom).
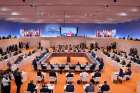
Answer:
xmin=130 ymin=8 xmax=138 ymax=12
xmin=11 ymin=12 xmax=20 ymax=15
xmin=117 ymin=12 xmax=127 ymax=16
xmin=0 ymin=7 xmax=9 ymax=11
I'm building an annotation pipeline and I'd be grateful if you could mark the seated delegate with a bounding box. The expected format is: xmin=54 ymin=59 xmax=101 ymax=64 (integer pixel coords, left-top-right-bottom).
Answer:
xmin=85 ymin=82 xmax=94 ymax=93
xmin=100 ymin=81 xmax=110 ymax=93
xmin=65 ymin=82 xmax=75 ymax=92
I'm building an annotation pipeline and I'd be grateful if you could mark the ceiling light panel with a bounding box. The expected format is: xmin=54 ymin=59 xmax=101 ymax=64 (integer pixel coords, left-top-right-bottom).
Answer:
xmin=11 ymin=12 xmax=20 ymax=15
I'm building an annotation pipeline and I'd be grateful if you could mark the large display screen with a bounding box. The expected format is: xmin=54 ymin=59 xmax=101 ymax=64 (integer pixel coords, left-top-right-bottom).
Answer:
xmin=20 ymin=29 xmax=40 ymax=37
xmin=96 ymin=29 xmax=116 ymax=37
xmin=60 ymin=27 xmax=78 ymax=36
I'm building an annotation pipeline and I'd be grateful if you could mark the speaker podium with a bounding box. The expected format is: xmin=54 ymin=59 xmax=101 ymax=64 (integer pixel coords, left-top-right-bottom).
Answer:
xmin=67 ymin=55 xmax=71 ymax=63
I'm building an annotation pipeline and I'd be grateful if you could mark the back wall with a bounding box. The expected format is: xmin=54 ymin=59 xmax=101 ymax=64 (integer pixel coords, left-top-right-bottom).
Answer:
xmin=0 ymin=20 xmax=140 ymax=38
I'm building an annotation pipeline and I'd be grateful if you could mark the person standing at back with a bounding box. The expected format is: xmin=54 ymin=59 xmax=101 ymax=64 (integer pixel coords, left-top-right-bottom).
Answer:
xmin=14 ymin=71 xmax=23 ymax=93
xmin=2 ymin=74 xmax=10 ymax=93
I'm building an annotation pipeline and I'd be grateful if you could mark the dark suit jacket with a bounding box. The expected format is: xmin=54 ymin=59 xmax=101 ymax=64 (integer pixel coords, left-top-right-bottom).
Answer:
xmin=40 ymin=87 xmax=51 ymax=93
xmin=14 ymin=72 xmax=22 ymax=85
xmin=66 ymin=73 xmax=73 ymax=77
xmin=85 ymin=84 xmax=94 ymax=92
xmin=101 ymin=84 xmax=110 ymax=92
xmin=27 ymin=83 xmax=36 ymax=92
xmin=49 ymin=71 xmax=56 ymax=77
xmin=65 ymin=84 xmax=74 ymax=92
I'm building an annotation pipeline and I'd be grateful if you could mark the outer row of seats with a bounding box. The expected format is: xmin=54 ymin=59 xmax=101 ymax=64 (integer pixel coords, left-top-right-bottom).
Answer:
xmin=33 ymin=68 xmax=110 ymax=93
xmin=102 ymin=49 xmax=132 ymax=83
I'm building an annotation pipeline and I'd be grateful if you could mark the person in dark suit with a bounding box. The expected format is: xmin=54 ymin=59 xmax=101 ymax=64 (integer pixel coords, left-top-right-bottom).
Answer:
xmin=65 ymin=82 xmax=74 ymax=92
xmin=94 ymin=71 xmax=101 ymax=78
xmin=27 ymin=80 xmax=36 ymax=93
xmin=66 ymin=71 xmax=74 ymax=83
xmin=91 ymin=71 xmax=101 ymax=84
xmin=76 ymin=62 xmax=81 ymax=67
xmin=66 ymin=71 xmax=74 ymax=77
xmin=85 ymin=82 xmax=94 ymax=93
xmin=14 ymin=71 xmax=23 ymax=93
xmin=99 ymin=60 xmax=104 ymax=71
xmin=37 ymin=70 xmax=44 ymax=77
xmin=118 ymin=68 xmax=125 ymax=83
xmin=32 ymin=59 xmax=37 ymax=71
xmin=126 ymin=62 xmax=131 ymax=68
xmin=125 ymin=68 xmax=132 ymax=80
xmin=101 ymin=81 xmax=110 ymax=93
xmin=118 ymin=69 xmax=124 ymax=78
xmin=125 ymin=68 xmax=132 ymax=76
xmin=92 ymin=51 xmax=96 ymax=58
xmin=40 ymin=84 xmax=51 ymax=93
xmin=2 ymin=74 xmax=10 ymax=93
xmin=49 ymin=70 xmax=57 ymax=77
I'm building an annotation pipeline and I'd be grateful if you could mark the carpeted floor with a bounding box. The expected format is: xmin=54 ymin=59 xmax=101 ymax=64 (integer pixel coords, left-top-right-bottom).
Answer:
xmin=1 ymin=50 xmax=140 ymax=93
xmin=49 ymin=57 xmax=88 ymax=64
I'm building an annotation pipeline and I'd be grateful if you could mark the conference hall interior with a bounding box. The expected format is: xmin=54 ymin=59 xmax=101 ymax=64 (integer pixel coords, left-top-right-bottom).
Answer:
xmin=0 ymin=0 xmax=140 ymax=93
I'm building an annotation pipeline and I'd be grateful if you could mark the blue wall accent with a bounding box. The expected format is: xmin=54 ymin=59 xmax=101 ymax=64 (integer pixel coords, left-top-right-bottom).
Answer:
xmin=0 ymin=20 xmax=140 ymax=38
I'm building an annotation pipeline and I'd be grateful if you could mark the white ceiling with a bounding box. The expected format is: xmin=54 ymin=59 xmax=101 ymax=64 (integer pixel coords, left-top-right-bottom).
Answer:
xmin=0 ymin=0 xmax=140 ymax=23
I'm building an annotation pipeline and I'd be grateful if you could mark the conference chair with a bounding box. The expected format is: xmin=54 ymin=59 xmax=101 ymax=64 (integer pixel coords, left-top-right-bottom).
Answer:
xmin=65 ymin=65 xmax=70 ymax=71
xmin=91 ymin=72 xmax=100 ymax=84
xmin=117 ymin=76 xmax=125 ymax=83
xmin=47 ymin=64 xmax=51 ymax=71
xmin=95 ymin=65 xmax=99 ymax=71
xmin=112 ymin=73 xmax=118 ymax=83
xmin=53 ymin=64 xmax=59 ymax=71
xmin=37 ymin=64 xmax=42 ymax=70
xmin=125 ymin=74 xmax=131 ymax=80
xmin=75 ymin=65 xmax=81 ymax=71
xmin=11 ymin=64 xmax=18 ymax=72
xmin=36 ymin=76 xmax=43 ymax=83
xmin=80 ymin=73 xmax=89 ymax=83
xmin=85 ymin=65 xmax=90 ymax=71
xmin=66 ymin=72 xmax=74 ymax=83
xmin=67 ymin=77 xmax=73 ymax=83
xmin=49 ymin=76 xmax=57 ymax=83
xmin=93 ymin=77 xmax=100 ymax=84
xmin=21 ymin=71 xmax=27 ymax=82
xmin=97 ymin=84 xmax=102 ymax=93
